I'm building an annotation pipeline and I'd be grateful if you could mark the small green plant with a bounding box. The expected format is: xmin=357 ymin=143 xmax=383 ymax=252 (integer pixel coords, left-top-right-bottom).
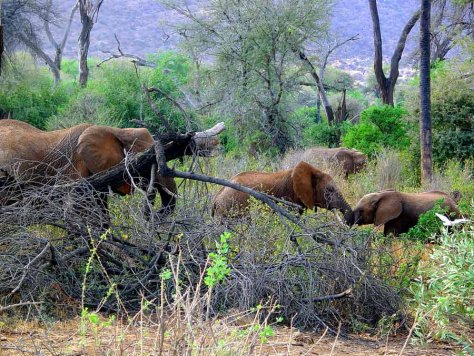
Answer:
xmin=258 ymin=325 xmax=275 ymax=343
xmin=204 ymin=232 xmax=232 ymax=287
xmin=80 ymin=307 xmax=115 ymax=347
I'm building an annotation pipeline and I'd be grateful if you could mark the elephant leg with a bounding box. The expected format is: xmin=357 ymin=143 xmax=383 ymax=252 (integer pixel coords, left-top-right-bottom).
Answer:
xmin=156 ymin=176 xmax=177 ymax=216
xmin=95 ymin=192 xmax=110 ymax=233
xmin=143 ymin=186 xmax=157 ymax=219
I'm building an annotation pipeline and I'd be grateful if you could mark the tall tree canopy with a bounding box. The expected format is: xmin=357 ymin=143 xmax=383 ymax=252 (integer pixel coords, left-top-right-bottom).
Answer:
xmin=163 ymin=0 xmax=332 ymax=153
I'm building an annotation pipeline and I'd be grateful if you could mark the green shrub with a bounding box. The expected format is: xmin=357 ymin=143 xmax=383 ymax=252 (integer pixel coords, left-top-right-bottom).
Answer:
xmin=402 ymin=200 xmax=451 ymax=243
xmin=410 ymin=221 xmax=474 ymax=352
xmin=0 ymin=55 xmax=73 ymax=129
xmin=50 ymin=52 xmax=194 ymax=131
xmin=342 ymin=105 xmax=410 ymax=157
xmin=431 ymin=70 xmax=474 ymax=165
xmin=47 ymin=92 xmax=120 ymax=130
xmin=303 ymin=121 xmax=351 ymax=147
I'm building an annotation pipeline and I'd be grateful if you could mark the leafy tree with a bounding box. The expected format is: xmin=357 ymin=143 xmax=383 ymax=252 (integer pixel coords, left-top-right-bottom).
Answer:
xmin=404 ymin=61 xmax=474 ymax=165
xmin=163 ymin=0 xmax=331 ymax=153
xmin=430 ymin=65 xmax=474 ymax=164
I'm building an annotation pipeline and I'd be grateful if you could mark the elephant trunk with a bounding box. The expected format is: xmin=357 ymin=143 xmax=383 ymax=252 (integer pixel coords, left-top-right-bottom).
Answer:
xmin=330 ymin=193 xmax=354 ymax=225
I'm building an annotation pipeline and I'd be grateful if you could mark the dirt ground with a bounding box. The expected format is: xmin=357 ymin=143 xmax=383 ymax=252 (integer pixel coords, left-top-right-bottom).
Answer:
xmin=0 ymin=318 xmax=461 ymax=356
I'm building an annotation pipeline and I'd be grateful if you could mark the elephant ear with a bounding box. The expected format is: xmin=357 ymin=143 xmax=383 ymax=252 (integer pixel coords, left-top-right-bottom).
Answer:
xmin=77 ymin=126 xmax=126 ymax=174
xmin=374 ymin=192 xmax=403 ymax=226
xmin=291 ymin=161 xmax=318 ymax=209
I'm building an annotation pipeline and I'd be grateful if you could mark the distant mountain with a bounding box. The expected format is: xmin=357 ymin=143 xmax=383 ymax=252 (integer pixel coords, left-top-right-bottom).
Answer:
xmin=51 ymin=0 xmax=419 ymax=82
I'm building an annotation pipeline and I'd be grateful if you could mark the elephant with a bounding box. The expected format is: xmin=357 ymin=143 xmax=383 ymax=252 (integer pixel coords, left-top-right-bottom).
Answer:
xmin=0 ymin=119 xmax=176 ymax=214
xmin=282 ymin=147 xmax=367 ymax=177
xmin=353 ymin=189 xmax=462 ymax=236
xmin=212 ymin=161 xmax=354 ymax=224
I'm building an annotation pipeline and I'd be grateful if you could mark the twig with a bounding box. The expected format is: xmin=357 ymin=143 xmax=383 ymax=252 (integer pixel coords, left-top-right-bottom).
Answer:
xmin=146 ymin=86 xmax=191 ymax=125
xmin=0 ymin=302 xmax=43 ymax=313
xmin=9 ymin=241 xmax=51 ymax=296
xmin=304 ymin=288 xmax=352 ymax=302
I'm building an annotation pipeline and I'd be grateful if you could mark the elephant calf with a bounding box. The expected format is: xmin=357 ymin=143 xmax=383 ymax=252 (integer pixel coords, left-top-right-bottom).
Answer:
xmin=212 ymin=161 xmax=354 ymax=224
xmin=353 ymin=189 xmax=462 ymax=236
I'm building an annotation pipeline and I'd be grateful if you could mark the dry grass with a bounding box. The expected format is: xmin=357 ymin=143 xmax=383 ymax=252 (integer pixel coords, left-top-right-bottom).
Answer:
xmin=0 ymin=316 xmax=459 ymax=355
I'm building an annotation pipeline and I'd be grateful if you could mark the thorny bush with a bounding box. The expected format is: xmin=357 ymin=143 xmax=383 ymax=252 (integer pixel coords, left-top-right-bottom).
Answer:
xmin=0 ymin=160 xmax=405 ymax=333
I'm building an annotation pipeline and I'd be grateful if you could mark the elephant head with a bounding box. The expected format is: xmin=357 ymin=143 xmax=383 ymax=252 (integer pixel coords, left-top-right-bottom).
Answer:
xmin=291 ymin=161 xmax=354 ymax=224
xmin=335 ymin=148 xmax=367 ymax=175
xmin=76 ymin=126 xmax=156 ymax=195
xmin=352 ymin=190 xmax=401 ymax=227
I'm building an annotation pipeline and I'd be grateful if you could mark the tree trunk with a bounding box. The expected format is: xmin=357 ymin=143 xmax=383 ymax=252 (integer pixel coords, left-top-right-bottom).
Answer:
xmin=316 ymin=90 xmax=322 ymax=124
xmin=295 ymin=49 xmax=335 ymax=124
xmin=78 ymin=0 xmax=104 ymax=88
xmin=419 ymin=0 xmax=433 ymax=184
xmin=0 ymin=24 xmax=3 ymax=76
xmin=1 ymin=0 xmax=4 ymax=75
xmin=78 ymin=18 xmax=91 ymax=87
xmin=369 ymin=0 xmax=421 ymax=106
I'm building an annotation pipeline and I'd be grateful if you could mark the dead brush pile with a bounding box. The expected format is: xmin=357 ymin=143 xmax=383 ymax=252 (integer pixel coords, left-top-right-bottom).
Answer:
xmin=0 ymin=168 xmax=403 ymax=334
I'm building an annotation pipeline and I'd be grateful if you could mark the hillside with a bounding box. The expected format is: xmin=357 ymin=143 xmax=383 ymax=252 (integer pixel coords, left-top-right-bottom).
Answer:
xmin=51 ymin=0 xmax=419 ymax=81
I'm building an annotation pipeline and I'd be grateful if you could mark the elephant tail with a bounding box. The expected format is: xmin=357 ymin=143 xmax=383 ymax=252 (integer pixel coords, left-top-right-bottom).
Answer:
xmin=450 ymin=190 xmax=462 ymax=203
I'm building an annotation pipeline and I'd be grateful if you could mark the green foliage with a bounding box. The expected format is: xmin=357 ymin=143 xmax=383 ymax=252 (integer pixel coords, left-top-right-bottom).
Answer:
xmin=323 ymin=66 xmax=354 ymax=92
xmin=204 ymin=232 xmax=231 ymax=288
xmin=258 ymin=325 xmax=275 ymax=343
xmin=402 ymin=200 xmax=450 ymax=243
xmin=47 ymin=51 xmax=194 ymax=131
xmin=440 ymin=160 xmax=474 ymax=215
xmin=403 ymin=60 xmax=474 ymax=165
xmin=46 ymin=91 xmax=119 ymax=130
xmin=295 ymin=105 xmax=352 ymax=147
xmin=85 ymin=61 xmax=144 ymax=127
xmin=342 ymin=105 xmax=410 ymax=157
xmin=304 ymin=121 xmax=350 ymax=147
xmin=410 ymin=223 xmax=474 ymax=352
xmin=0 ymin=56 xmax=72 ymax=129
xmin=61 ymin=59 xmax=80 ymax=80
xmin=430 ymin=64 xmax=474 ymax=164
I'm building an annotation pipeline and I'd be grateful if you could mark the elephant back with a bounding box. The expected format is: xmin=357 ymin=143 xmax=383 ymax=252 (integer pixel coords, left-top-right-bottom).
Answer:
xmin=0 ymin=121 xmax=93 ymax=184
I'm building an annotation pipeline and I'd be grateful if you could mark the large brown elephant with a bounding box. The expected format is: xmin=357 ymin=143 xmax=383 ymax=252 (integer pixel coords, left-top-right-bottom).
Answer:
xmin=283 ymin=147 xmax=367 ymax=177
xmin=353 ymin=189 xmax=461 ymax=235
xmin=212 ymin=161 xmax=354 ymax=224
xmin=0 ymin=119 xmax=176 ymax=209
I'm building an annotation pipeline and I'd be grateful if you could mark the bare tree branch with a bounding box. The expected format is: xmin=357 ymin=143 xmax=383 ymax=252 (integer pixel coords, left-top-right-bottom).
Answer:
xmin=97 ymin=34 xmax=157 ymax=68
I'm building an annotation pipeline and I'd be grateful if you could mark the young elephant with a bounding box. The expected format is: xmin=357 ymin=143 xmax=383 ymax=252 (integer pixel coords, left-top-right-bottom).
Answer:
xmin=353 ymin=190 xmax=461 ymax=235
xmin=212 ymin=161 xmax=354 ymax=224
